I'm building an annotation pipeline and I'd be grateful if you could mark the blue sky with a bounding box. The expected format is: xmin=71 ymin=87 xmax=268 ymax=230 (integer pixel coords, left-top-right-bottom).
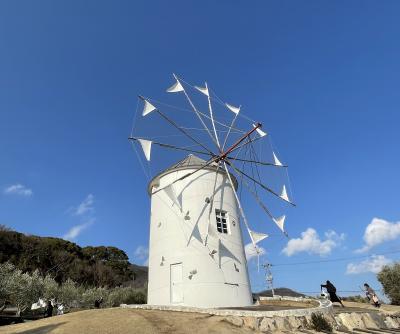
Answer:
xmin=1 ymin=0 xmax=400 ymax=298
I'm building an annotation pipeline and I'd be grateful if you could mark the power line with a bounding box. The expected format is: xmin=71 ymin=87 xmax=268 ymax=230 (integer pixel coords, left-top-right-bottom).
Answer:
xmin=271 ymin=249 xmax=400 ymax=267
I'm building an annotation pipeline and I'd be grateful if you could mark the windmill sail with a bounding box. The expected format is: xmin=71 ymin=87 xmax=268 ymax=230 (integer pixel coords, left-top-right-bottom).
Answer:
xmin=253 ymin=124 xmax=267 ymax=137
xmin=249 ymin=230 xmax=268 ymax=244
xmin=225 ymin=103 xmax=240 ymax=115
xmin=167 ymin=79 xmax=184 ymax=93
xmin=273 ymin=152 xmax=283 ymax=166
xmin=142 ymin=100 xmax=156 ymax=116
xmin=195 ymin=85 xmax=209 ymax=97
xmin=137 ymin=139 xmax=152 ymax=161
xmin=280 ymin=185 xmax=290 ymax=202
xmin=273 ymin=215 xmax=286 ymax=233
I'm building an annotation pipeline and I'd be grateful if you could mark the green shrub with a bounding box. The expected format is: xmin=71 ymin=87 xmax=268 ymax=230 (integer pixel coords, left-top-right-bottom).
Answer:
xmin=80 ymin=287 xmax=109 ymax=308
xmin=310 ymin=312 xmax=333 ymax=332
xmin=105 ymin=287 xmax=146 ymax=307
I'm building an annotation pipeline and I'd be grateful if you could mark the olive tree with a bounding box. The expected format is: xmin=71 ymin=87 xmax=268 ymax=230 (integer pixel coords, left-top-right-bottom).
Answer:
xmin=377 ymin=262 xmax=400 ymax=305
xmin=0 ymin=263 xmax=44 ymax=313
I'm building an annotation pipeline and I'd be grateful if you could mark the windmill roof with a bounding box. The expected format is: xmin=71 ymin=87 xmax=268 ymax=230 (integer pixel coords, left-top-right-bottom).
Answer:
xmin=164 ymin=154 xmax=216 ymax=171
xmin=147 ymin=154 xmax=238 ymax=195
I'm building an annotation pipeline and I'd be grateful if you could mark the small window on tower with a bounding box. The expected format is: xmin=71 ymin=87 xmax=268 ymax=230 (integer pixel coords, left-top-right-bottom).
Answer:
xmin=215 ymin=209 xmax=229 ymax=234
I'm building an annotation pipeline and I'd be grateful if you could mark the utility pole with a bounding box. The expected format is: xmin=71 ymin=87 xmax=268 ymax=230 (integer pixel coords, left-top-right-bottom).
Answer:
xmin=262 ymin=263 xmax=274 ymax=297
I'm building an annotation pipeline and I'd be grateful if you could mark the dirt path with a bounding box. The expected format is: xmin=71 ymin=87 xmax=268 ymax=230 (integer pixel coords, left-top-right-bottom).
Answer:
xmin=334 ymin=301 xmax=400 ymax=315
xmin=0 ymin=308 xmax=256 ymax=334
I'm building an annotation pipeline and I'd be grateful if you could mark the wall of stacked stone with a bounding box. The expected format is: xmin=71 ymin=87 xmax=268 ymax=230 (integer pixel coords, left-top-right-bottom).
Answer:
xmin=121 ymin=299 xmax=400 ymax=332
xmin=121 ymin=298 xmax=332 ymax=318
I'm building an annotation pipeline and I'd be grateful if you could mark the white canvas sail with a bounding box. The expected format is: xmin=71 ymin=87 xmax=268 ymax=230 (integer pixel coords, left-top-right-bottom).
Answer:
xmin=225 ymin=103 xmax=240 ymax=115
xmin=137 ymin=139 xmax=152 ymax=161
xmin=273 ymin=152 xmax=283 ymax=166
xmin=253 ymin=124 xmax=267 ymax=137
xmin=142 ymin=99 xmax=156 ymax=116
xmin=195 ymin=85 xmax=209 ymax=96
xmin=166 ymin=79 xmax=184 ymax=93
xmin=249 ymin=230 xmax=268 ymax=244
xmin=280 ymin=185 xmax=290 ymax=202
xmin=273 ymin=215 xmax=286 ymax=233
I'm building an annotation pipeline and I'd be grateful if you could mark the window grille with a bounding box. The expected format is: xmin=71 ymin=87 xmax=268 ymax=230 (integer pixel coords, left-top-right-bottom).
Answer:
xmin=215 ymin=209 xmax=229 ymax=234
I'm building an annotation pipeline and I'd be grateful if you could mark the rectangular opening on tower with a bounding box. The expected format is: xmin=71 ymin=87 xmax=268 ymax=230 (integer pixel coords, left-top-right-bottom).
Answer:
xmin=215 ymin=209 xmax=229 ymax=234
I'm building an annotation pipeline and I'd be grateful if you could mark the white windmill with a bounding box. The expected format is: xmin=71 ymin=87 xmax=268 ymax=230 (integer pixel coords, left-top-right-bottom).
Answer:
xmin=129 ymin=74 xmax=294 ymax=308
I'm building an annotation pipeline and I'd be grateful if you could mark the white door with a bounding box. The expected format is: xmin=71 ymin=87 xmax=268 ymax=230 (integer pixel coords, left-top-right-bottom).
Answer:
xmin=170 ymin=263 xmax=183 ymax=304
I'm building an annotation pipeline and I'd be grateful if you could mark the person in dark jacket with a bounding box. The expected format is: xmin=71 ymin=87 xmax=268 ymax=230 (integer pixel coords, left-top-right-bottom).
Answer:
xmin=45 ymin=300 xmax=53 ymax=317
xmin=321 ymin=280 xmax=344 ymax=307
xmin=94 ymin=297 xmax=103 ymax=309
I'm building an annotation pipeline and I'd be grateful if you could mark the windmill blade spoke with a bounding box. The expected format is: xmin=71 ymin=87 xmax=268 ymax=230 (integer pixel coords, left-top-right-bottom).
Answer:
xmin=173 ymin=74 xmax=221 ymax=151
xmin=227 ymin=157 xmax=287 ymax=167
xmin=128 ymin=137 xmax=213 ymax=157
xmin=194 ymin=82 xmax=222 ymax=151
xmin=225 ymin=159 xmax=296 ymax=207
xmin=222 ymin=112 xmax=239 ymax=151
xmin=228 ymin=133 xmax=264 ymax=156
xmin=144 ymin=97 xmax=246 ymax=134
xmin=155 ymin=109 xmax=216 ymax=156
xmin=205 ymin=82 xmax=221 ymax=151
xmin=228 ymin=161 xmax=274 ymax=220
xmin=228 ymin=160 xmax=287 ymax=236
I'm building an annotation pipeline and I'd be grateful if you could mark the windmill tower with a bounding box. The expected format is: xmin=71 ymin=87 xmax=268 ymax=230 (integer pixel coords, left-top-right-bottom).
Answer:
xmin=147 ymin=154 xmax=252 ymax=307
xmin=130 ymin=74 xmax=294 ymax=308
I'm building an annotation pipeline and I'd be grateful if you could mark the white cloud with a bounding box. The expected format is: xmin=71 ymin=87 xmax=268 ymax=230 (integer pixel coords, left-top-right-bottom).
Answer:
xmin=72 ymin=194 xmax=94 ymax=216
xmin=63 ymin=219 xmax=94 ymax=240
xmin=63 ymin=194 xmax=96 ymax=240
xmin=4 ymin=184 xmax=33 ymax=197
xmin=282 ymin=228 xmax=345 ymax=257
xmin=346 ymin=255 xmax=392 ymax=274
xmin=356 ymin=218 xmax=400 ymax=253
xmin=134 ymin=246 xmax=149 ymax=265
xmin=245 ymin=243 xmax=266 ymax=261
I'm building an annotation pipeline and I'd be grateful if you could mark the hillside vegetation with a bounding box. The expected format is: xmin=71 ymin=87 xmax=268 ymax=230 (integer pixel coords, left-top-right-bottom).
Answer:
xmin=0 ymin=226 xmax=147 ymax=288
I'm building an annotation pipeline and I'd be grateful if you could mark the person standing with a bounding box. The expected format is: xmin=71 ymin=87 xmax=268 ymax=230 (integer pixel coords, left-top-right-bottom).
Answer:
xmin=321 ymin=280 xmax=344 ymax=307
xmin=45 ymin=300 xmax=53 ymax=317
xmin=94 ymin=297 xmax=103 ymax=309
xmin=364 ymin=283 xmax=380 ymax=307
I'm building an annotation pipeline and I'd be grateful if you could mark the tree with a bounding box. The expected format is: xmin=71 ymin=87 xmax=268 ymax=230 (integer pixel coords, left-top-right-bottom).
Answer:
xmin=0 ymin=224 xmax=13 ymax=232
xmin=0 ymin=263 xmax=47 ymax=313
xmin=377 ymin=262 xmax=400 ymax=305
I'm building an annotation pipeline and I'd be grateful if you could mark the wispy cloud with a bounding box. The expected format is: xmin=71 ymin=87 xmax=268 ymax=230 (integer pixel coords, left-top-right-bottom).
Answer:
xmin=346 ymin=255 xmax=392 ymax=274
xmin=134 ymin=246 xmax=149 ymax=265
xmin=63 ymin=219 xmax=94 ymax=240
xmin=71 ymin=194 xmax=94 ymax=216
xmin=63 ymin=194 xmax=95 ymax=241
xmin=4 ymin=184 xmax=33 ymax=197
xmin=245 ymin=243 xmax=266 ymax=261
xmin=282 ymin=228 xmax=345 ymax=257
xmin=356 ymin=218 xmax=400 ymax=253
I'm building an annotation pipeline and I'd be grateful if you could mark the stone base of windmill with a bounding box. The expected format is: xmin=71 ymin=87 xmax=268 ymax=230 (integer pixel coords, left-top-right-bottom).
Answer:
xmin=121 ymin=297 xmax=400 ymax=333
